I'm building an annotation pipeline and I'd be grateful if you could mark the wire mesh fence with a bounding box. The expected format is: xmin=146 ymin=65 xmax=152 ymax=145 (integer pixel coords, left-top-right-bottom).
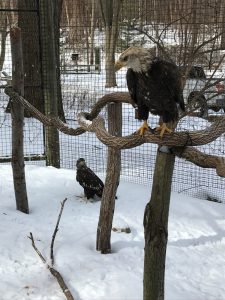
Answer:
xmin=0 ymin=0 xmax=225 ymax=200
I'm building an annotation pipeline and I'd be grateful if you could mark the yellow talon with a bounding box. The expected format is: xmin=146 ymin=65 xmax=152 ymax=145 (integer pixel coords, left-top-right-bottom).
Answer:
xmin=137 ymin=120 xmax=149 ymax=136
xmin=156 ymin=123 xmax=172 ymax=138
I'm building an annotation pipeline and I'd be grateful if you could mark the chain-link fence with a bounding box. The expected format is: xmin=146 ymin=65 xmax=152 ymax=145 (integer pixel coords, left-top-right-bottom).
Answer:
xmin=0 ymin=0 xmax=225 ymax=200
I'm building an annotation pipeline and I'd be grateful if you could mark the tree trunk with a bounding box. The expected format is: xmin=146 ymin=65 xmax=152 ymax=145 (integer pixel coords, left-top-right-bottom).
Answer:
xmin=143 ymin=149 xmax=175 ymax=300
xmin=90 ymin=0 xmax=96 ymax=65
xmin=99 ymin=0 xmax=123 ymax=87
xmin=190 ymin=0 xmax=199 ymax=47
xmin=96 ymin=103 xmax=122 ymax=253
xmin=7 ymin=0 xmax=65 ymax=120
xmin=221 ymin=6 xmax=225 ymax=49
xmin=0 ymin=17 xmax=7 ymax=72
xmin=105 ymin=26 xmax=117 ymax=87
xmin=39 ymin=0 xmax=60 ymax=168
xmin=10 ymin=27 xmax=29 ymax=214
xmin=16 ymin=0 xmax=43 ymax=117
xmin=53 ymin=0 xmax=66 ymax=122
xmin=95 ymin=47 xmax=101 ymax=71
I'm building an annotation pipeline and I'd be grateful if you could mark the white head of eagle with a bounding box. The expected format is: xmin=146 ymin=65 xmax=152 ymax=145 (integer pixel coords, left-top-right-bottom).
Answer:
xmin=115 ymin=46 xmax=155 ymax=73
xmin=114 ymin=46 xmax=185 ymax=137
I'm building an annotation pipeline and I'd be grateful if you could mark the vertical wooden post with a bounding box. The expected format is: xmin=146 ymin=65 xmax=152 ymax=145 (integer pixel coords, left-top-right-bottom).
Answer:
xmin=10 ymin=27 xmax=29 ymax=214
xmin=39 ymin=0 xmax=60 ymax=168
xmin=0 ymin=16 xmax=7 ymax=72
xmin=221 ymin=6 xmax=225 ymax=49
xmin=143 ymin=150 xmax=175 ymax=300
xmin=53 ymin=0 xmax=66 ymax=122
xmin=95 ymin=47 xmax=101 ymax=72
xmin=96 ymin=103 xmax=122 ymax=253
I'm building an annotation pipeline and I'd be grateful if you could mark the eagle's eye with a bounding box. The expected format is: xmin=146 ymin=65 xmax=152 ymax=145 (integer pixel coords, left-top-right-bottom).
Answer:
xmin=122 ymin=56 xmax=128 ymax=62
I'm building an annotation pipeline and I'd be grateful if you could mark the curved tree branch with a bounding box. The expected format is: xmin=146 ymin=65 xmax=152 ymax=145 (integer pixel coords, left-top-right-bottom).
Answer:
xmin=171 ymin=147 xmax=225 ymax=177
xmin=78 ymin=112 xmax=225 ymax=148
xmin=4 ymin=87 xmax=225 ymax=177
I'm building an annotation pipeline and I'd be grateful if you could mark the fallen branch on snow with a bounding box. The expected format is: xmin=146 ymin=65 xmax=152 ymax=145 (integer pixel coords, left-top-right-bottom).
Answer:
xmin=50 ymin=198 xmax=67 ymax=265
xmin=28 ymin=198 xmax=74 ymax=300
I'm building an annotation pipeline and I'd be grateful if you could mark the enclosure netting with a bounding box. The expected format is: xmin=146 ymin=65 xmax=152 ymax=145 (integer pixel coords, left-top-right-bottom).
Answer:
xmin=0 ymin=0 xmax=225 ymax=201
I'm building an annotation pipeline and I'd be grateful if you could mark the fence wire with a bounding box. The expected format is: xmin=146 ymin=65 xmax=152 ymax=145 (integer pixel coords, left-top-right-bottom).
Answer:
xmin=0 ymin=0 xmax=225 ymax=201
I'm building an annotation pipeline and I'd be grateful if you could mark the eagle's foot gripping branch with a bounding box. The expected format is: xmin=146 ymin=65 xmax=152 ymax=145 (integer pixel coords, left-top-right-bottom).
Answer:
xmin=136 ymin=120 xmax=149 ymax=136
xmin=156 ymin=123 xmax=172 ymax=138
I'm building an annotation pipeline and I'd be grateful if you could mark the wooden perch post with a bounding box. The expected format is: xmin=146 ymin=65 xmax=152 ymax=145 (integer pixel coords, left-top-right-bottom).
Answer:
xmin=10 ymin=27 xmax=29 ymax=214
xmin=96 ymin=102 xmax=122 ymax=253
xmin=143 ymin=149 xmax=175 ymax=300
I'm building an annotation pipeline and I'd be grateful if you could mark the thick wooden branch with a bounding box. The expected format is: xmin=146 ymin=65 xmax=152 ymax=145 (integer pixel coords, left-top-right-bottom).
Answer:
xmin=171 ymin=147 xmax=225 ymax=177
xmin=4 ymin=88 xmax=225 ymax=176
xmin=5 ymin=87 xmax=225 ymax=148
xmin=78 ymin=112 xmax=225 ymax=149
xmin=4 ymin=88 xmax=133 ymax=136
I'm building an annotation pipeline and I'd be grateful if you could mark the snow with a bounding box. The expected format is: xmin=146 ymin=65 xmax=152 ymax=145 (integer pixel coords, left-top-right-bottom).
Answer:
xmin=1 ymin=164 xmax=225 ymax=300
xmin=78 ymin=113 xmax=92 ymax=126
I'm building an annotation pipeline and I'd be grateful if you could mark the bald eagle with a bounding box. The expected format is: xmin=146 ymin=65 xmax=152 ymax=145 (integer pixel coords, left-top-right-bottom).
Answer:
xmin=76 ymin=158 xmax=104 ymax=200
xmin=115 ymin=47 xmax=185 ymax=137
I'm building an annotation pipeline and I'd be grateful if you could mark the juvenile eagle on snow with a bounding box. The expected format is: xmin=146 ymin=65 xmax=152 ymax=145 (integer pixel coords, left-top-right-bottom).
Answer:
xmin=76 ymin=158 xmax=104 ymax=200
xmin=115 ymin=46 xmax=185 ymax=137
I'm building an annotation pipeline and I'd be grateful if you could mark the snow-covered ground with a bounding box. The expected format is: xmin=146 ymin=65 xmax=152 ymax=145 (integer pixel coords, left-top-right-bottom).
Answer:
xmin=0 ymin=164 xmax=225 ymax=300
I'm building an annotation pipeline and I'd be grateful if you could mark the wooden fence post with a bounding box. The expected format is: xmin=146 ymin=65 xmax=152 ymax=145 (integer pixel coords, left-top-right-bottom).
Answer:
xmin=38 ymin=0 xmax=60 ymax=168
xmin=10 ymin=27 xmax=29 ymax=214
xmin=96 ymin=103 xmax=122 ymax=253
xmin=95 ymin=47 xmax=101 ymax=72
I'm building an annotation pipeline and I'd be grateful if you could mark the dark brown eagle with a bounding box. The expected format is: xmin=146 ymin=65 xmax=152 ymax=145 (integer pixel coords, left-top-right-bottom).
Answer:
xmin=115 ymin=46 xmax=185 ymax=137
xmin=76 ymin=158 xmax=104 ymax=200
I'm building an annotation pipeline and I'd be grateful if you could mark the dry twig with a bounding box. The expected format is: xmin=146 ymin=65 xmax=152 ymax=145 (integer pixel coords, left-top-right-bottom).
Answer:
xmin=28 ymin=198 xmax=74 ymax=300
xmin=51 ymin=198 xmax=68 ymax=265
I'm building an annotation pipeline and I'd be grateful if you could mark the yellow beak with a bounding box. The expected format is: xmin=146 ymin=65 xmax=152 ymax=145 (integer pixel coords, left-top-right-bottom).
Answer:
xmin=114 ymin=60 xmax=125 ymax=72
